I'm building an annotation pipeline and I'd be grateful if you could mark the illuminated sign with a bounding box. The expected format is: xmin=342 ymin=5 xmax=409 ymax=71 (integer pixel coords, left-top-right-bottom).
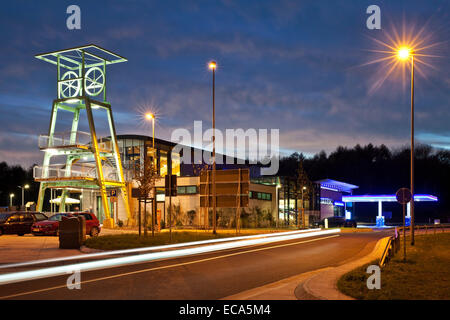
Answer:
xmin=342 ymin=194 xmax=438 ymax=203
xmin=320 ymin=198 xmax=333 ymax=205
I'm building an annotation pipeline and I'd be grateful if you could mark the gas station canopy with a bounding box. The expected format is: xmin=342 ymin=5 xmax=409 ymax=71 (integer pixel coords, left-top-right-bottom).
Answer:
xmin=342 ymin=194 xmax=438 ymax=202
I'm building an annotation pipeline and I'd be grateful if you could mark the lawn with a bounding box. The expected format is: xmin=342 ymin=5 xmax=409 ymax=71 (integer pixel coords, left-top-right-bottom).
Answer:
xmin=337 ymin=233 xmax=450 ymax=300
xmin=84 ymin=229 xmax=277 ymax=250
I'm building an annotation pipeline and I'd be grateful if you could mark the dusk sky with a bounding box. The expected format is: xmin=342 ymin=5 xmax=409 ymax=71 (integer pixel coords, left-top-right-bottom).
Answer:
xmin=0 ymin=0 xmax=449 ymax=167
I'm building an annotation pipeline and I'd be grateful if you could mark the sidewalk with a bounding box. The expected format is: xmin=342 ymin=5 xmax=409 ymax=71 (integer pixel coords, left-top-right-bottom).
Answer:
xmin=301 ymin=237 xmax=389 ymax=300
xmin=222 ymin=268 xmax=330 ymax=300
xmin=0 ymin=235 xmax=81 ymax=265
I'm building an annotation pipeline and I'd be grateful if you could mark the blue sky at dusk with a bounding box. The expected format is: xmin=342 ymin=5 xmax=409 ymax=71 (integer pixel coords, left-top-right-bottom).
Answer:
xmin=0 ymin=0 xmax=449 ymax=167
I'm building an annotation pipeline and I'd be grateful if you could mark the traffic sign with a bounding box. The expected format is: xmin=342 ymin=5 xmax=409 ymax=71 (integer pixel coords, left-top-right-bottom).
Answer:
xmin=165 ymin=175 xmax=177 ymax=196
xmin=200 ymin=169 xmax=249 ymax=208
xmin=396 ymin=188 xmax=412 ymax=205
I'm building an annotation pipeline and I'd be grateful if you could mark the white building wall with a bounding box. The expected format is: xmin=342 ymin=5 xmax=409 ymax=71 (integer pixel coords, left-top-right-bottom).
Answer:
xmin=83 ymin=175 xmax=277 ymax=227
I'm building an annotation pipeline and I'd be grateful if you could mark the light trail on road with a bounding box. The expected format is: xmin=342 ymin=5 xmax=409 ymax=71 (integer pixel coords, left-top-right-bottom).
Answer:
xmin=0 ymin=229 xmax=340 ymax=286
xmin=0 ymin=234 xmax=340 ymax=299
xmin=0 ymin=228 xmax=322 ymax=270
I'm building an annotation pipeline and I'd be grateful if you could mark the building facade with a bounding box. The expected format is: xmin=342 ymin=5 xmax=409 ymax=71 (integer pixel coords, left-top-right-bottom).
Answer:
xmin=80 ymin=135 xmax=277 ymax=228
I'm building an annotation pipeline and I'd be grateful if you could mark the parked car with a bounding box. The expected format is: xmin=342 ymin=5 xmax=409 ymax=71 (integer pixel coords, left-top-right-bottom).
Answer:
xmin=0 ymin=212 xmax=48 ymax=236
xmin=32 ymin=212 xmax=101 ymax=237
xmin=343 ymin=219 xmax=357 ymax=228
xmin=31 ymin=213 xmax=74 ymax=236
xmin=71 ymin=212 xmax=101 ymax=237
xmin=315 ymin=216 xmax=357 ymax=228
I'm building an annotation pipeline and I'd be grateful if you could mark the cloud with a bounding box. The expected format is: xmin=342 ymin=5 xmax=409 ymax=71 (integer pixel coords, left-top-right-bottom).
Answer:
xmin=0 ymin=0 xmax=448 ymax=168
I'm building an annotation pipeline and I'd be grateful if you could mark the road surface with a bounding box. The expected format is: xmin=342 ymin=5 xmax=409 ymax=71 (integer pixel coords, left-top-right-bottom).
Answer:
xmin=0 ymin=230 xmax=391 ymax=299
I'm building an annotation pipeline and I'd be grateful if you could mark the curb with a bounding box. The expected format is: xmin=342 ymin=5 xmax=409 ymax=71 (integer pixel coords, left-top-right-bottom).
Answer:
xmin=301 ymin=236 xmax=390 ymax=300
xmin=79 ymin=245 xmax=104 ymax=253
xmin=222 ymin=268 xmax=331 ymax=300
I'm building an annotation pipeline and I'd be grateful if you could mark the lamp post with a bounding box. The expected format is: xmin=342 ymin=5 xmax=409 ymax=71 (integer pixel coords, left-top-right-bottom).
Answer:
xmin=18 ymin=184 xmax=30 ymax=209
xmin=145 ymin=112 xmax=157 ymax=237
xmin=397 ymin=47 xmax=416 ymax=245
xmin=208 ymin=61 xmax=217 ymax=234
xmin=301 ymin=186 xmax=306 ymax=228
xmin=145 ymin=113 xmax=156 ymax=164
xmin=9 ymin=193 xmax=14 ymax=207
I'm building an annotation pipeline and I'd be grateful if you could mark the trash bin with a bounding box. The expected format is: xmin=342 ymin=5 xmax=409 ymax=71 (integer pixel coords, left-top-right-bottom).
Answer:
xmin=59 ymin=217 xmax=81 ymax=249
xmin=77 ymin=215 xmax=86 ymax=244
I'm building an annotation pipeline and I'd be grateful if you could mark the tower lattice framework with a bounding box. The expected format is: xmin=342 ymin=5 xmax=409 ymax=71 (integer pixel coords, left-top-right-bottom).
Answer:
xmin=34 ymin=44 xmax=131 ymax=227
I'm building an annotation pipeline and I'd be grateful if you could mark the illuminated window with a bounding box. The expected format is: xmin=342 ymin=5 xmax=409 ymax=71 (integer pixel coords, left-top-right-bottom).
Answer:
xmin=160 ymin=150 xmax=168 ymax=176
xmin=171 ymin=152 xmax=180 ymax=176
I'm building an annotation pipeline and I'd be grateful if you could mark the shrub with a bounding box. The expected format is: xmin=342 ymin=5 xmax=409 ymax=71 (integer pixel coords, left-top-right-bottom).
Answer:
xmin=187 ymin=210 xmax=196 ymax=225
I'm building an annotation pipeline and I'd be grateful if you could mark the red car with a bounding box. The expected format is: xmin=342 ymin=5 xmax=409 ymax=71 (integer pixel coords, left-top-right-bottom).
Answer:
xmin=71 ymin=212 xmax=101 ymax=237
xmin=31 ymin=213 xmax=73 ymax=236
xmin=32 ymin=212 xmax=101 ymax=237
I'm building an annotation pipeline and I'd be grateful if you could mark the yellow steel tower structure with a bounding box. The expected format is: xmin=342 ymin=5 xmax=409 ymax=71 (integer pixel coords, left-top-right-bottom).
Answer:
xmin=34 ymin=45 xmax=131 ymax=227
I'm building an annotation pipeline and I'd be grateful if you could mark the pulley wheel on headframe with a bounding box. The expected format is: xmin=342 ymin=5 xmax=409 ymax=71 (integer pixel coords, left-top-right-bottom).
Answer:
xmin=84 ymin=67 xmax=105 ymax=96
xmin=60 ymin=71 xmax=81 ymax=98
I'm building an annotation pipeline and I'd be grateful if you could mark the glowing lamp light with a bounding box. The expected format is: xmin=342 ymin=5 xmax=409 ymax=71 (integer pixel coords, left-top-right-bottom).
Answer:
xmin=145 ymin=113 xmax=154 ymax=120
xmin=397 ymin=47 xmax=412 ymax=60
xmin=208 ymin=61 xmax=217 ymax=70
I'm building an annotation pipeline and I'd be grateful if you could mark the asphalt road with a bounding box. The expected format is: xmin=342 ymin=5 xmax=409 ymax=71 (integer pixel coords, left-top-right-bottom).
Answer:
xmin=0 ymin=230 xmax=391 ymax=300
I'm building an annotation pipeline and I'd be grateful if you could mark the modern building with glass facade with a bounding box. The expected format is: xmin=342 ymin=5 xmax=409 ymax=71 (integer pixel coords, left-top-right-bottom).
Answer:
xmin=79 ymin=134 xmax=278 ymax=228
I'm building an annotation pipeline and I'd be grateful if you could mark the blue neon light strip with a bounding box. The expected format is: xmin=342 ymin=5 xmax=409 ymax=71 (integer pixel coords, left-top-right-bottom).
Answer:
xmin=321 ymin=186 xmax=339 ymax=192
xmin=342 ymin=194 xmax=438 ymax=203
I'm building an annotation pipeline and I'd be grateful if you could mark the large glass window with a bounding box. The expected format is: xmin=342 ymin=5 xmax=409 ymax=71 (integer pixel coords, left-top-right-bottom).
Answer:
xmin=122 ymin=139 xmax=144 ymax=169
xmin=160 ymin=150 xmax=168 ymax=176
xmin=171 ymin=152 xmax=180 ymax=176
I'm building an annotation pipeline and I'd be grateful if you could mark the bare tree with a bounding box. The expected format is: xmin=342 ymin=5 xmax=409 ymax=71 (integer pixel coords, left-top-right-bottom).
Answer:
xmin=134 ymin=157 xmax=158 ymax=237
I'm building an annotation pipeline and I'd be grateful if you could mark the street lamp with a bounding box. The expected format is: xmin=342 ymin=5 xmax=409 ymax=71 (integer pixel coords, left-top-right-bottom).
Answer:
xmin=18 ymin=184 xmax=30 ymax=209
xmin=145 ymin=112 xmax=158 ymax=238
xmin=301 ymin=186 xmax=307 ymax=228
xmin=396 ymin=46 xmax=416 ymax=245
xmin=145 ymin=112 xmax=156 ymax=163
xmin=208 ymin=60 xmax=217 ymax=234
xmin=9 ymin=193 xmax=14 ymax=207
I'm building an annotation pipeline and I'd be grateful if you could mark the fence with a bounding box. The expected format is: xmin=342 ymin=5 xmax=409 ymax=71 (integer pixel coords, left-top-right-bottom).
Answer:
xmin=379 ymin=223 xmax=450 ymax=267
xmin=398 ymin=223 xmax=450 ymax=234
xmin=33 ymin=163 xmax=120 ymax=181
xmin=38 ymin=131 xmax=112 ymax=152
xmin=379 ymin=234 xmax=400 ymax=267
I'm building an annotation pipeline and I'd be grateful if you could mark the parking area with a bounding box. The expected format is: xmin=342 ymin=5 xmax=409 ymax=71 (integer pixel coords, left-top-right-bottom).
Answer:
xmin=0 ymin=234 xmax=81 ymax=265
xmin=0 ymin=228 xmax=130 ymax=265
